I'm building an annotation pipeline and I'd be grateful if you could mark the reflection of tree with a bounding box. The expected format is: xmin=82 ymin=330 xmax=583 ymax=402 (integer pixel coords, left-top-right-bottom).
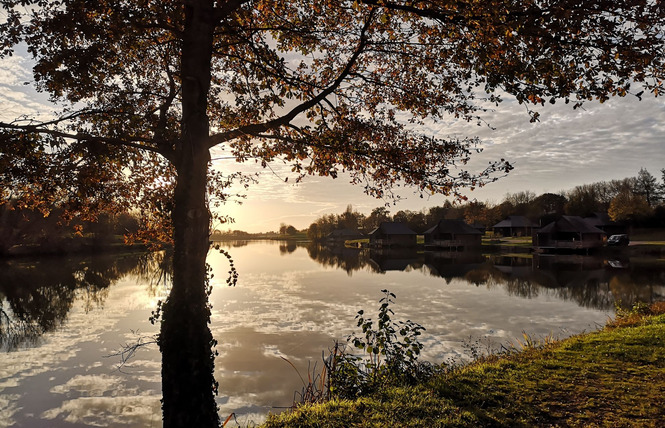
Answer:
xmin=608 ymin=259 xmax=665 ymax=309
xmin=0 ymin=252 xmax=156 ymax=351
xmin=279 ymin=241 xmax=298 ymax=254
xmin=306 ymin=243 xmax=374 ymax=275
xmin=214 ymin=240 xmax=249 ymax=249
xmin=369 ymin=248 xmax=426 ymax=273
xmin=305 ymin=246 xmax=665 ymax=311
xmin=424 ymin=252 xmax=487 ymax=284
xmin=466 ymin=255 xmax=665 ymax=311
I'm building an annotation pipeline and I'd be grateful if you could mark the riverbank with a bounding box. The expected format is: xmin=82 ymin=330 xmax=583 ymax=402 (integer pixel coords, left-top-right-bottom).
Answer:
xmin=263 ymin=303 xmax=665 ymax=427
xmin=0 ymin=233 xmax=161 ymax=258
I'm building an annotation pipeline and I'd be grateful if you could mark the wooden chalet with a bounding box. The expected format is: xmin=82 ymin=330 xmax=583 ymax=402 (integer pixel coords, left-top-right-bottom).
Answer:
xmin=492 ymin=215 xmax=538 ymax=237
xmin=423 ymin=219 xmax=482 ymax=250
xmin=584 ymin=212 xmax=627 ymax=236
xmin=533 ymin=216 xmax=606 ymax=252
xmin=368 ymin=222 xmax=417 ymax=248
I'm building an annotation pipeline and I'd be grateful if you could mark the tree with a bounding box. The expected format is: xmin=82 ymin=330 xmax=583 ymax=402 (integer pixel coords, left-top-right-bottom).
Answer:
xmin=634 ymin=167 xmax=661 ymax=207
xmin=608 ymin=188 xmax=653 ymax=222
xmin=338 ymin=204 xmax=364 ymax=230
xmin=529 ymin=192 xmax=567 ymax=223
xmin=464 ymin=201 xmax=491 ymax=227
xmin=306 ymin=222 xmax=321 ymax=241
xmin=2 ymin=1 xmax=665 ymax=426
xmin=364 ymin=206 xmax=391 ymax=230
xmin=565 ymin=184 xmax=603 ymax=217
xmin=503 ymin=190 xmax=536 ymax=215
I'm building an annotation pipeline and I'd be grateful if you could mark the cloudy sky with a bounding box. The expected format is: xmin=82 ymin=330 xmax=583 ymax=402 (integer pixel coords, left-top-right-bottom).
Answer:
xmin=2 ymin=50 xmax=664 ymax=232
xmin=213 ymin=91 xmax=665 ymax=232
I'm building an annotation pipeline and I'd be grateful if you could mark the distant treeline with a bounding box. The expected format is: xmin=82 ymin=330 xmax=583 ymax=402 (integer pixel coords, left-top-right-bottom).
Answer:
xmin=307 ymin=167 xmax=665 ymax=240
xmin=0 ymin=200 xmax=141 ymax=256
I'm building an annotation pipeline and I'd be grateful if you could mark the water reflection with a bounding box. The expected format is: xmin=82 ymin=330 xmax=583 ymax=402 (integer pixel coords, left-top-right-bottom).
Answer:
xmin=2 ymin=242 xmax=664 ymax=426
xmin=306 ymin=243 xmax=372 ymax=274
xmin=0 ymin=252 xmax=166 ymax=428
xmin=0 ymin=252 xmax=167 ymax=351
xmin=305 ymin=243 xmax=665 ymax=311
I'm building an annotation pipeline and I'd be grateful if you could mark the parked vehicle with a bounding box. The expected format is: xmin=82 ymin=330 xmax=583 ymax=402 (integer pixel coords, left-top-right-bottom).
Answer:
xmin=607 ymin=234 xmax=630 ymax=246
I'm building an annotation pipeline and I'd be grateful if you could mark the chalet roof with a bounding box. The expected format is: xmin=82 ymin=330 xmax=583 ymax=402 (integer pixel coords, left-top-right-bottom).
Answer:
xmin=537 ymin=216 xmax=606 ymax=235
xmin=492 ymin=215 xmax=537 ymax=229
xmin=370 ymin=222 xmax=417 ymax=236
xmin=584 ymin=212 xmax=615 ymax=227
xmin=424 ymin=219 xmax=482 ymax=235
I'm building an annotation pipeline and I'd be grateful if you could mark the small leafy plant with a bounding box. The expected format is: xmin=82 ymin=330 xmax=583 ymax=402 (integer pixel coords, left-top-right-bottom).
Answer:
xmin=327 ymin=289 xmax=434 ymax=399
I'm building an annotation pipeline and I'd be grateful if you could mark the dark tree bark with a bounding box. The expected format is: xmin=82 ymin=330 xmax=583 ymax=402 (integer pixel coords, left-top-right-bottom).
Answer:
xmin=158 ymin=1 xmax=220 ymax=427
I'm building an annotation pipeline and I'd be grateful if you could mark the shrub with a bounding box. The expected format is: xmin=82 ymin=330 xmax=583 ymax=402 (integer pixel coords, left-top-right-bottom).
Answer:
xmin=326 ymin=289 xmax=435 ymax=399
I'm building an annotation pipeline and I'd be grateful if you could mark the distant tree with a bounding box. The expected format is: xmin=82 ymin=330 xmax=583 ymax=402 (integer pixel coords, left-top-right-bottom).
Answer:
xmin=529 ymin=193 xmax=567 ymax=222
xmin=407 ymin=211 xmax=428 ymax=232
xmin=608 ymin=189 xmax=653 ymax=222
xmin=392 ymin=210 xmax=410 ymax=224
xmin=279 ymin=223 xmax=297 ymax=235
xmin=364 ymin=206 xmax=391 ymax=231
xmin=115 ymin=212 xmax=140 ymax=236
xmin=307 ymin=223 xmax=321 ymax=241
xmin=425 ymin=204 xmax=451 ymax=226
xmin=338 ymin=204 xmax=364 ymax=230
xmin=464 ymin=201 xmax=491 ymax=226
xmin=634 ymin=168 xmax=661 ymax=207
xmin=392 ymin=209 xmax=427 ymax=232
xmin=565 ymin=184 xmax=605 ymax=217
xmin=504 ymin=191 xmax=536 ymax=216
xmin=3 ymin=1 xmax=665 ymax=425
xmin=495 ymin=200 xmax=515 ymax=220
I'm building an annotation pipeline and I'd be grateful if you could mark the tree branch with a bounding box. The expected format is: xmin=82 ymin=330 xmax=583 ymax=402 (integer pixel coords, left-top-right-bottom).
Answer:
xmin=0 ymin=122 xmax=168 ymax=158
xmin=206 ymin=8 xmax=377 ymax=148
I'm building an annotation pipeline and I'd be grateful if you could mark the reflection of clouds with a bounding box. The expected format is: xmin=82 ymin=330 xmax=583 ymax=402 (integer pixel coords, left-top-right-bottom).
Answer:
xmin=208 ymin=242 xmax=611 ymax=421
xmin=214 ymin=325 xmax=334 ymax=424
xmin=41 ymin=395 xmax=161 ymax=427
xmin=0 ymin=244 xmax=629 ymax=425
xmin=0 ymin=279 xmax=162 ymax=427
xmin=50 ymin=374 xmax=125 ymax=397
xmin=0 ymin=393 xmax=21 ymax=427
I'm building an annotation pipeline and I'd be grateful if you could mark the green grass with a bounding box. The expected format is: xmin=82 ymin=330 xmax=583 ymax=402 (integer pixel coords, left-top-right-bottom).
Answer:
xmin=633 ymin=241 xmax=665 ymax=246
xmin=262 ymin=304 xmax=665 ymax=428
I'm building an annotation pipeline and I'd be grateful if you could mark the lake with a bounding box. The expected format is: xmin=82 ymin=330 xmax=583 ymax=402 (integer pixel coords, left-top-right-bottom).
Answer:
xmin=1 ymin=241 xmax=664 ymax=427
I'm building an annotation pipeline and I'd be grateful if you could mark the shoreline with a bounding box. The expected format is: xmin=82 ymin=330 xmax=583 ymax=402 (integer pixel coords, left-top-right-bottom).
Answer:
xmin=263 ymin=303 xmax=665 ymax=427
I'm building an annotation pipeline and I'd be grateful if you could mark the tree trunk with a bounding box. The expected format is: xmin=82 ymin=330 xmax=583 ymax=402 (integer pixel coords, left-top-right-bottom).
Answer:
xmin=159 ymin=1 xmax=219 ymax=427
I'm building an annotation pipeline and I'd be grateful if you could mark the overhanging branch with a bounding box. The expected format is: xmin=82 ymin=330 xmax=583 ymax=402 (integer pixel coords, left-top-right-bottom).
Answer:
xmin=206 ymin=8 xmax=377 ymax=148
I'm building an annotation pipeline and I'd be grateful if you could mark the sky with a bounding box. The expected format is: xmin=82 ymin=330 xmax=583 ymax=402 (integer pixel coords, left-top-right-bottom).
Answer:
xmin=2 ymin=50 xmax=665 ymax=233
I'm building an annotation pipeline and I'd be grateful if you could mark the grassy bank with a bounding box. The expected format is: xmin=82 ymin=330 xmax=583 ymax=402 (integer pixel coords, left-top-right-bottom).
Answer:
xmin=263 ymin=303 xmax=665 ymax=427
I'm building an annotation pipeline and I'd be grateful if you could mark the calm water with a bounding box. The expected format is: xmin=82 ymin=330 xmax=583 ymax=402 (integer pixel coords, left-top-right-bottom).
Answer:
xmin=1 ymin=241 xmax=664 ymax=427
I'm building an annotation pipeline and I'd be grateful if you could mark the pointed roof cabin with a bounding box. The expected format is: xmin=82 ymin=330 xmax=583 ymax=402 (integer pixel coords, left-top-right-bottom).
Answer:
xmin=533 ymin=216 xmax=605 ymax=251
xmin=492 ymin=215 xmax=538 ymax=237
xmin=424 ymin=219 xmax=482 ymax=249
xmin=368 ymin=222 xmax=417 ymax=248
